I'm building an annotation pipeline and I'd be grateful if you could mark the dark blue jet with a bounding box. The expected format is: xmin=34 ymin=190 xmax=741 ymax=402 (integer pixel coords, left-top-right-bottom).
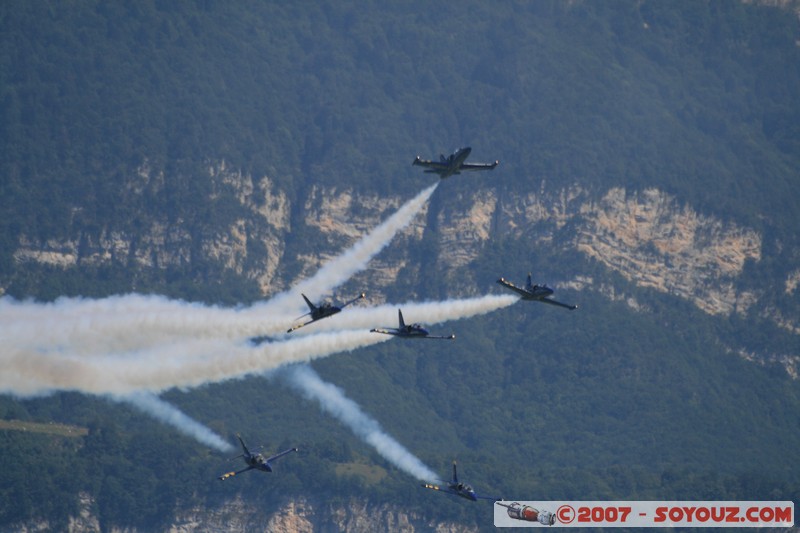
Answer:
xmin=413 ymin=147 xmax=499 ymax=179
xmin=497 ymin=273 xmax=577 ymax=310
xmin=421 ymin=462 xmax=499 ymax=502
xmin=287 ymin=292 xmax=366 ymax=333
xmin=370 ymin=309 xmax=455 ymax=340
xmin=218 ymin=434 xmax=297 ymax=480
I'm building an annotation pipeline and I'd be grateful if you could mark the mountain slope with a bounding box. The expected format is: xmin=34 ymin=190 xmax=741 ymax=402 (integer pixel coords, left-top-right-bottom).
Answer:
xmin=1 ymin=1 xmax=799 ymax=531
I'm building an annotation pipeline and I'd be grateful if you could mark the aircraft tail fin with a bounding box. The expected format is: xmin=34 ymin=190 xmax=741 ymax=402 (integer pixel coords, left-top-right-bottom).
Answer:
xmin=526 ymin=272 xmax=533 ymax=290
xmin=237 ymin=434 xmax=251 ymax=457
xmin=301 ymin=294 xmax=317 ymax=312
xmin=398 ymin=309 xmax=405 ymax=329
xmin=452 ymin=461 xmax=459 ymax=484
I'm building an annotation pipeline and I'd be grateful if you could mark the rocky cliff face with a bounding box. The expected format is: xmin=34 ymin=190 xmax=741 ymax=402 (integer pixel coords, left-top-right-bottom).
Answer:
xmin=433 ymin=182 xmax=763 ymax=314
xmin=12 ymin=162 xmax=293 ymax=296
xmin=10 ymin=494 xmax=475 ymax=533
xmin=9 ymin=162 xmax=797 ymax=364
xmin=574 ymin=186 xmax=762 ymax=316
xmin=193 ymin=497 xmax=473 ymax=533
xmin=6 ymin=165 xmax=800 ymax=532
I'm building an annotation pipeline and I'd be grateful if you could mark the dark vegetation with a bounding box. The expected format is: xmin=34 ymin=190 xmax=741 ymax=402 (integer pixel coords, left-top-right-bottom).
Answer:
xmin=1 ymin=1 xmax=799 ymax=530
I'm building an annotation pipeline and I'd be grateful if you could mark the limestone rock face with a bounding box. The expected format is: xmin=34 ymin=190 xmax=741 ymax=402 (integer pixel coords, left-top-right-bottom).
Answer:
xmin=11 ymin=171 xmax=765 ymax=318
xmin=430 ymin=184 xmax=762 ymax=316
xmin=11 ymin=494 xmax=477 ymax=533
xmin=10 ymin=163 xmax=791 ymax=355
xmin=573 ymin=187 xmax=761 ymax=315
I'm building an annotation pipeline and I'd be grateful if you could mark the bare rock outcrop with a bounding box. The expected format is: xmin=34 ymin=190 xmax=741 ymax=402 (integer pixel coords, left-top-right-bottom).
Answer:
xmin=9 ymin=163 xmax=775 ymax=320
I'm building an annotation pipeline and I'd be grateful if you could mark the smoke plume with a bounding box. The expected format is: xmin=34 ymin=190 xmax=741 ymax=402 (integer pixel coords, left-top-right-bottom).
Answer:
xmin=266 ymin=183 xmax=438 ymax=316
xmin=0 ymin=183 xmax=438 ymax=351
xmin=287 ymin=294 xmax=519 ymax=335
xmin=0 ymin=292 xmax=520 ymax=397
xmin=117 ymin=392 xmax=234 ymax=453
xmin=278 ymin=364 xmax=441 ymax=483
xmin=0 ymin=182 xmax=518 ymax=459
xmin=0 ymin=330 xmax=390 ymax=396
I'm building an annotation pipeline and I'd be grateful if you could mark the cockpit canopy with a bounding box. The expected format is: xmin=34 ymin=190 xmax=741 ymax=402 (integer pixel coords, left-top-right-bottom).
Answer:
xmin=456 ymin=482 xmax=473 ymax=492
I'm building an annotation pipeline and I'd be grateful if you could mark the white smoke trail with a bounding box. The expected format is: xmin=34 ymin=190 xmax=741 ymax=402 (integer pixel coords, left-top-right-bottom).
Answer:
xmin=287 ymin=294 xmax=519 ymax=335
xmin=265 ymin=183 xmax=438 ymax=316
xmin=0 ymin=292 xmax=518 ymax=397
xmin=0 ymin=294 xmax=282 ymax=357
xmin=0 ymin=330 xmax=390 ymax=397
xmin=0 ymin=183 xmax=443 ymax=451
xmin=116 ymin=392 xmax=234 ymax=453
xmin=0 ymin=183 xmax=439 ymax=352
xmin=0 ymin=292 xmax=519 ymax=397
xmin=278 ymin=364 xmax=441 ymax=483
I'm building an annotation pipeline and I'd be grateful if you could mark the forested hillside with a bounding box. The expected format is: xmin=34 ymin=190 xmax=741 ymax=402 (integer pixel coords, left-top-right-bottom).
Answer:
xmin=1 ymin=1 xmax=799 ymax=531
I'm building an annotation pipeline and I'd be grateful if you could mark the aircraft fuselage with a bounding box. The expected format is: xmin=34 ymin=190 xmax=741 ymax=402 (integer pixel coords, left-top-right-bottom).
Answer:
xmin=242 ymin=452 xmax=270 ymax=472
xmin=436 ymin=147 xmax=471 ymax=178
xmin=402 ymin=325 xmax=429 ymax=337
xmin=413 ymin=146 xmax=498 ymax=179
xmin=496 ymin=276 xmax=577 ymax=310
xmin=449 ymin=146 xmax=471 ymax=167
xmin=219 ymin=436 xmax=297 ymax=480
xmin=452 ymin=483 xmax=478 ymax=501
xmin=521 ymin=284 xmax=554 ymax=300
xmin=311 ymin=306 xmax=340 ymax=321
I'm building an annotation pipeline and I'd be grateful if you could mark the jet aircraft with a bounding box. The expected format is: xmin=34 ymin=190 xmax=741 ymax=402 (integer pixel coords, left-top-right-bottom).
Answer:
xmin=370 ymin=309 xmax=455 ymax=340
xmin=421 ymin=462 xmax=499 ymax=502
xmin=412 ymin=147 xmax=499 ymax=179
xmin=496 ymin=273 xmax=577 ymax=310
xmin=287 ymin=292 xmax=366 ymax=333
xmin=496 ymin=501 xmax=556 ymax=525
xmin=218 ymin=434 xmax=298 ymax=480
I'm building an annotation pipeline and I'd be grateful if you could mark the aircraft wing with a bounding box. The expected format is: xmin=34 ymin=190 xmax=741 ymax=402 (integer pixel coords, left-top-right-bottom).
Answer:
xmin=370 ymin=328 xmax=399 ymax=336
xmin=421 ymin=482 xmax=457 ymax=496
xmin=423 ymin=334 xmax=456 ymax=340
xmin=287 ymin=294 xmax=362 ymax=332
xmin=496 ymin=278 xmax=531 ymax=298
xmin=413 ymin=157 xmax=448 ymax=170
xmin=287 ymin=318 xmax=317 ymax=333
xmin=413 ymin=158 xmax=454 ymax=176
xmin=458 ymin=161 xmax=499 ymax=171
xmin=218 ymin=465 xmax=255 ymax=480
xmin=266 ymin=447 xmax=299 ymax=463
xmin=540 ymin=297 xmax=578 ymax=311
xmin=341 ymin=292 xmax=366 ymax=309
